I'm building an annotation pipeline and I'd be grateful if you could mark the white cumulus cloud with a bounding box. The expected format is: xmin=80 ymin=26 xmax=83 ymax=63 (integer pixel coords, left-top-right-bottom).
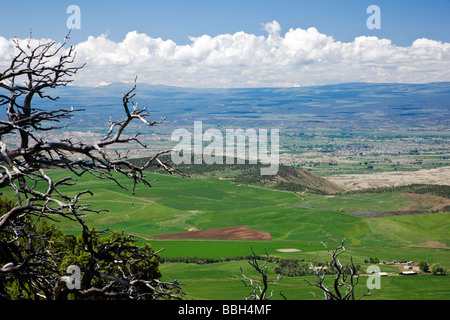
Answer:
xmin=1 ymin=21 xmax=450 ymax=87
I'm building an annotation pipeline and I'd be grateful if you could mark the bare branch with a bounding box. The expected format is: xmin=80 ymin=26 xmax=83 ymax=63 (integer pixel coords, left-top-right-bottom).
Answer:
xmin=305 ymin=238 xmax=370 ymax=300
xmin=238 ymin=247 xmax=282 ymax=300
xmin=0 ymin=33 xmax=182 ymax=300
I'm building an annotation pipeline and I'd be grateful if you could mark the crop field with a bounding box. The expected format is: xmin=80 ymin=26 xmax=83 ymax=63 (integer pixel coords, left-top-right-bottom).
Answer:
xmin=3 ymin=168 xmax=448 ymax=300
xmin=18 ymin=170 xmax=448 ymax=244
xmin=159 ymin=261 xmax=450 ymax=300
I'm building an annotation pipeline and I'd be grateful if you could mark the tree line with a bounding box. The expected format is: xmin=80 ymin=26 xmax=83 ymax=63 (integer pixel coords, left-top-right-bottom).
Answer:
xmin=342 ymin=184 xmax=450 ymax=199
xmin=160 ymin=255 xmax=362 ymax=278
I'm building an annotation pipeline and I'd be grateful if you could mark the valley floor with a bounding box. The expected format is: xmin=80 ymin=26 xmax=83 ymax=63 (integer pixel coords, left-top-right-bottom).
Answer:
xmin=327 ymin=166 xmax=450 ymax=191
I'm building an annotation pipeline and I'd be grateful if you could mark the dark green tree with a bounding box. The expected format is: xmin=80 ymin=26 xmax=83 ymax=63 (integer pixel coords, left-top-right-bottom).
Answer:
xmin=0 ymin=211 xmax=179 ymax=300
xmin=419 ymin=261 xmax=429 ymax=273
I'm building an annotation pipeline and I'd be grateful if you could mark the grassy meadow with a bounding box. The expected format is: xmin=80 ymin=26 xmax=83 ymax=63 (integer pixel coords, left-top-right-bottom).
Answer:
xmin=159 ymin=261 xmax=450 ymax=300
xmin=2 ymin=169 xmax=449 ymax=300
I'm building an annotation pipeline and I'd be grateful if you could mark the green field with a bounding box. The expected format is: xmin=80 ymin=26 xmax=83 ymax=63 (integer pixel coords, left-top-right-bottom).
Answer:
xmin=31 ymin=171 xmax=449 ymax=246
xmin=159 ymin=261 xmax=450 ymax=300
xmin=2 ymin=169 xmax=449 ymax=300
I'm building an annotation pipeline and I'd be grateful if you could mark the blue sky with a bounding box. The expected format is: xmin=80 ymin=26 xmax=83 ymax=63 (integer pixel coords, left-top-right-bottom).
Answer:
xmin=1 ymin=0 xmax=449 ymax=87
xmin=1 ymin=0 xmax=449 ymax=46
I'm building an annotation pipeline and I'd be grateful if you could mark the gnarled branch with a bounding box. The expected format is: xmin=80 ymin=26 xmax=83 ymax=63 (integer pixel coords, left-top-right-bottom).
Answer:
xmin=0 ymin=33 xmax=182 ymax=300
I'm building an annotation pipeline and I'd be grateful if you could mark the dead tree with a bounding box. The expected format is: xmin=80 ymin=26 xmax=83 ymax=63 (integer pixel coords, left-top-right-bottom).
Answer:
xmin=0 ymin=33 xmax=181 ymax=299
xmin=238 ymin=247 xmax=284 ymax=300
xmin=305 ymin=238 xmax=370 ymax=300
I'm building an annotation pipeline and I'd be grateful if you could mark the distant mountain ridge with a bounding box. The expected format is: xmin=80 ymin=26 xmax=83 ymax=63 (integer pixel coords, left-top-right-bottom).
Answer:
xmin=17 ymin=81 xmax=450 ymax=129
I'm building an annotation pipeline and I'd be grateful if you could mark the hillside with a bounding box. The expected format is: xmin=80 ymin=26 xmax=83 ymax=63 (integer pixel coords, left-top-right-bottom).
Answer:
xmin=133 ymin=155 xmax=346 ymax=194
xmin=271 ymin=165 xmax=346 ymax=194
xmin=231 ymin=164 xmax=346 ymax=194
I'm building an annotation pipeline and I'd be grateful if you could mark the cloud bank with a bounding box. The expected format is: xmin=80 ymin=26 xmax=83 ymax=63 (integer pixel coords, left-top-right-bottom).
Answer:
xmin=1 ymin=21 xmax=450 ymax=87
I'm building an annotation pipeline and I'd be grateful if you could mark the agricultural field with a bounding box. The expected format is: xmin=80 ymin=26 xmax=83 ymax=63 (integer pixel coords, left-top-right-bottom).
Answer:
xmin=159 ymin=261 xmax=450 ymax=300
xmin=3 ymin=168 xmax=447 ymax=300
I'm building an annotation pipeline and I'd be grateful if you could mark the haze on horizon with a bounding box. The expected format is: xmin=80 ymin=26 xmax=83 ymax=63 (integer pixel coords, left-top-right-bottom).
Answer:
xmin=1 ymin=1 xmax=449 ymax=88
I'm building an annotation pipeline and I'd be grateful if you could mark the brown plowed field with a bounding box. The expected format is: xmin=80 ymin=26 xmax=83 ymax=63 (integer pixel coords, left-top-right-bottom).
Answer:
xmin=153 ymin=225 xmax=272 ymax=240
